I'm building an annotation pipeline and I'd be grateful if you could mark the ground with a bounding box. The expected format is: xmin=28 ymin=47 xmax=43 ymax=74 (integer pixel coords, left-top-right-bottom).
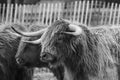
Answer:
xmin=33 ymin=68 xmax=57 ymax=80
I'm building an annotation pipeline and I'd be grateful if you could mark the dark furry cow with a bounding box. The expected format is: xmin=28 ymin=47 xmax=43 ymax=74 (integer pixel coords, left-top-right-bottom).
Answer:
xmin=13 ymin=24 xmax=64 ymax=80
xmin=13 ymin=20 xmax=120 ymax=80
xmin=11 ymin=20 xmax=120 ymax=80
xmin=0 ymin=24 xmax=33 ymax=80
xmin=39 ymin=20 xmax=118 ymax=80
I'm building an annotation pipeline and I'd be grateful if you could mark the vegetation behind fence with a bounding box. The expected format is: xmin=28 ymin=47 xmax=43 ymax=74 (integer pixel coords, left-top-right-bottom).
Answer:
xmin=0 ymin=0 xmax=120 ymax=26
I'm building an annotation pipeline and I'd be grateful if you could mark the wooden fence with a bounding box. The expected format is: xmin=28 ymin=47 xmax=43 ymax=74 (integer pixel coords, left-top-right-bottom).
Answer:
xmin=0 ymin=0 xmax=120 ymax=26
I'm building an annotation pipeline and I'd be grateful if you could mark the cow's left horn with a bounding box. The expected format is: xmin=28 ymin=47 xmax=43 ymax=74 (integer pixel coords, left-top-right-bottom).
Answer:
xmin=64 ymin=24 xmax=82 ymax=36
xmin=11 ymin=26 xmax=47 ymax=37
xmin=22 ymin=38 xmax=41 ymax=44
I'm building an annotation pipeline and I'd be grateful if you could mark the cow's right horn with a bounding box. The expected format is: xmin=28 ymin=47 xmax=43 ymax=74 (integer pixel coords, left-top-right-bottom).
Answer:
xmin=11 ymin=26 xmax=47 ymax=37
xmin=63 ymin=24 xmax=82 ymax=36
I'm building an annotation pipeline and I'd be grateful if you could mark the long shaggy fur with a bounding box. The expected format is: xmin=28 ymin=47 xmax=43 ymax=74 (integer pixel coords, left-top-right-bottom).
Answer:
xmin=40 ymin=20 xmax=119 ymax=80
xmin=0 ymin=23 xmax=33 ymax=80
xmin=16 ymin=24 xmax=64 ymax=80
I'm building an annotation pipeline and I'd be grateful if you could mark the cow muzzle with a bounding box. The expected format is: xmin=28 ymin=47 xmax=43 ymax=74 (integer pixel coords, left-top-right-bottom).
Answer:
xmin=40 ymin=52 xmax=55 ymax=63
xmin=16 ymin=57 xmax=25 ymax=65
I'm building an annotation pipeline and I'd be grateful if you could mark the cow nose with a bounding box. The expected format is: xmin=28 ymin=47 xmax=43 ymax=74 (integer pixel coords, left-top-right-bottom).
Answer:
xmin=16 ymin=58 xmax=25 ymax=65
xmin=40 ymin=52 xmax=48 ymax=60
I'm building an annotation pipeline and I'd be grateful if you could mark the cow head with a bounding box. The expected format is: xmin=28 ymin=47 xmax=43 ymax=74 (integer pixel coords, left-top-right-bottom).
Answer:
xmin=15 ymin=37 xmax=48 ymax=67
xmin=39 ymin=20 xmax=85 ymax=67
xmin=11 ymin=24 xmax=48 ymax=68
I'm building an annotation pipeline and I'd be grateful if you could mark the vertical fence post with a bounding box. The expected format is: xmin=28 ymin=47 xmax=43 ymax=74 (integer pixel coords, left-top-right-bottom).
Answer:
xmin=112 ymin=3 xmax=117 ymax=25
xmin=64 ymin=2 xmax=69 ymax=20
xmin=104 ymin=2 xmax=110 ymax=24
xmin=0 ymin=4 xmax=1 ymax=23
xmin=77 ymin=1 xmax=81 ymax=23
xmin=81 ymin=0 xmax=85 ymax=24
xmin=69 ymin=2 xmax=73 ymax=21
xmin=88 ymin=0 xmax=94 ymax=26
xmin=45 ymin=3 xmax=50 ymax=25
xmin=38 ymin=3 xmax=42 ymax=24
xmin=53 ymin=3 xmax=58 ymax=22
xmin=10 ymin=4 xmax=13 ymax=23
xmin=101 ymin=2 xmax=105 ymax=25
xmin=84 ymin=1 xmax=89 ymax=25
xmin=5 ymin=3 xmax=10 ymax=24
xmin=2 ymin=4 xmax=6 ymax=23
xmin=109 ymin=3 xmax=114 ymax=25
xmin=73 ymin=1 xmax=77 ymax=22
xmin=41 ymin=3 xmax=46 ymax=25
xmin=49 ymin=3 xmax=54 ymax=25
xmin=58 ymin=2 xmax=62 ymax=20
xmin=22 ymin=4 xmax=25 ymax=24
xmin=18 ymin=4 xmax=22 ymax=23
xmin=14 ymin=4 xmax=18 ymax=23
xmin=117 ymin=4 xmax=120 ymax=25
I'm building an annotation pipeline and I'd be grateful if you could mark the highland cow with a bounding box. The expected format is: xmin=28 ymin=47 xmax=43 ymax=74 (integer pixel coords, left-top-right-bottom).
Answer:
xmin=14 ymin=24 xmax=64 ymax=80
xmin=0 ymin=24 xmax=33 ymax=80
xmin=11 ymin=20 xmax=120 ymax=80
xmin=39 ymin=20 xmax=119 ymax=80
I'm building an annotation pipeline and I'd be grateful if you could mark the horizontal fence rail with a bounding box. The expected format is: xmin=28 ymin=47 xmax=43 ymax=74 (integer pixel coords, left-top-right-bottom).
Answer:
xmin=0 ymin=0 xmax=120 ymax=26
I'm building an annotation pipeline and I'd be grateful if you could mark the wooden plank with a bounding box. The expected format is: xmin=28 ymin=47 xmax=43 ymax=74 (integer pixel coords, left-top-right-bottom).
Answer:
xmin=117 ymin=4 xmax=120 ymax=25
xmin=32 ymin=5 xmax=38 ymax=24
xmin=18 ymin=4 xmax=22 ymax=23
xmin=108 ymin=3 xmax=114 ymax=24
xmin=55 ymin=3 xmax=59 ymax=20
xmin=38 ymin=3 xmax=42 ymax=23
xmin=77 ymin=1 xmax=81 ymax=22
xmin=88 ymin=0 xmax=94 ymax=26
xmin=64 ymin=2 xmax=68 ymax=19
xmin=101 ymin=2 xmax=106 ymax=25
xmin=84 ymin=1 xmax=89 ymax=25
xmin=104 ymin=2 xmax=110 ymax=24
xmin=14 ymin=4 xmax=18 ymax=23
xmin=5 ymin=3 xmax=10 ymax=23
xmin=49 ymin=3 xmax=54 ymax=25
xmin=45 ymin=3 xmax=50 ymax=25
xmin=58 ymin=2 xmax=62 ymax=20
xmin=73 ymin=1 xmax=77 ymax=22
xmin=66 ymin=2 xmax=70 ymax=20
xmin=24 ymin=5 xmax=28 ymax=24
xmin=112 ymin=3 xmax=117 ymax=25
xmin=69 ymin=2 xmax=73 ymax=21
xmin=27 ymin=5 xmax=32 ymax=25
xmin=22 ymin=5 xmax=26 ymax=24
xmin=2 ymin=4 xmax=5 ymax=23
xmin=62 ymin=2 xmax=65 ymax=19
xmin=10 ymin=4 xmax=13 ymax=23
xmin=0 ymin=4 xmax=1 ymax=23
xmin=41 ymin=3 xmax=46 ymax=25
xmin=53 ymin=3 xmax=58 ymax=22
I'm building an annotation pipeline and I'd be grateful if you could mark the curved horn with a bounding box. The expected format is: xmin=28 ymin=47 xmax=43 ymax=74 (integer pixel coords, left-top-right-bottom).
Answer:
xmin=6 ymin=30 xmax=22 ymax=37
xmin=64 ymin=24 xmax=82 ymax=36
xmin=11 ymin=26 xmax=47 ymax=37
xmin=22 ymin=38 xmax=41 ymax=44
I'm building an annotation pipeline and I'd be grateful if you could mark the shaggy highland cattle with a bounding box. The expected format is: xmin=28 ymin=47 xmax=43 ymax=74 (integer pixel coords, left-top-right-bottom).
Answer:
xmin=39 ymin=20 xmax=119 ymax=80
xmin=0 ymin=24 xmax=34 ymax=80
xmin=11 ymin=20 xmax=120 ymax=80
xmin=13 ymin=20 xmax=120 ymax=80
xmin=14 ymin=24 xmax=64 ymax=80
